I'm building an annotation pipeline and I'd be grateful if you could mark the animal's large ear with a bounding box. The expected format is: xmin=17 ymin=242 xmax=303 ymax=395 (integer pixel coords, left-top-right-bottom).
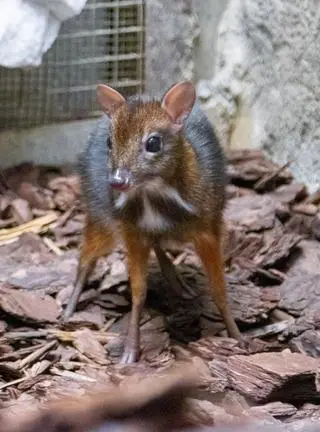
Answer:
xmin=161 ymin=81 xmax=196 ymax=129
xmin=97 ymin=84 xmax=126 ymax=117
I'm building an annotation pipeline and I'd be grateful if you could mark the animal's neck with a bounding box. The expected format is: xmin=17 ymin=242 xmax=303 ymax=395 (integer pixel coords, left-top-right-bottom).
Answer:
xmin=113 ymin=137 xmax=200 ymax=235
xmin=173 ymin=137 xmax=200 ymax=201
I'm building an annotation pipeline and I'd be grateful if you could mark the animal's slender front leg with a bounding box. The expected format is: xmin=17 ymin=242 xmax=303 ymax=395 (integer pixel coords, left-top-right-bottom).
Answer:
xmin=194 ymin=229 xmax=241 ymax=340
xmin=121 ymin=228 xmax=150 ymax=364
xmin=63 ymin=220 xmax=115 ymax=321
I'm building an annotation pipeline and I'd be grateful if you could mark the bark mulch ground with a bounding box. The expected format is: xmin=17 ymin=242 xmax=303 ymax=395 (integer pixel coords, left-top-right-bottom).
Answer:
xmin=0 ymin=150 xmax=319 ymax=431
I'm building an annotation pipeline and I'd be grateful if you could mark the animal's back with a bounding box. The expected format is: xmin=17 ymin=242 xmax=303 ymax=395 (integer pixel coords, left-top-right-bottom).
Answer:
xmin=78 ymin=114 xmax=113 ymax=225
xmin=184 ymin=102 xmax=227 ymax=213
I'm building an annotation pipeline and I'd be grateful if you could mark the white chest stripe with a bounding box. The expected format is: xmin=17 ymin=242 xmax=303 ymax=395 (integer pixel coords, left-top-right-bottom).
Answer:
xmin=113 ymin=183 xmax=196 ymax=232
xmin=114 ymin=192 xmax=127 ymax=210
xmin=138 ymin=196 xmax=171 ymax=231
xmin=163 ymin=186 xmax=196 ymax=214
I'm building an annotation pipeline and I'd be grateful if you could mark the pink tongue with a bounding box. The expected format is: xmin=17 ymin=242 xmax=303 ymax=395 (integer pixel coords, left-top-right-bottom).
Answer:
xmin=110 ymin=182 xmax=130 ymax=191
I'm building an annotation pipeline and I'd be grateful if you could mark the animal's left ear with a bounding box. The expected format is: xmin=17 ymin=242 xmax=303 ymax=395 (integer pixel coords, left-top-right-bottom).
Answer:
xmin=97 ymin=84 xmax=126 ymax=117
xmin=161 ymin=81 xmax=196 ymax=130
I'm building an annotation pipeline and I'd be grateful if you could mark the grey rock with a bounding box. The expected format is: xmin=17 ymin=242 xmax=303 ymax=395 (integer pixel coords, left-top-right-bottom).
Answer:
xmin=205 ymin=0 xmax=320 ymax=193
xmin=145 ymin=0 xmax=199 ymax=95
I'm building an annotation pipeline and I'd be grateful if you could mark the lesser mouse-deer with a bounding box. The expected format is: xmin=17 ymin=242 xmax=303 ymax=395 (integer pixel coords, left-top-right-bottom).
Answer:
xmin=63 ymin=81 xmax=241 ymax=363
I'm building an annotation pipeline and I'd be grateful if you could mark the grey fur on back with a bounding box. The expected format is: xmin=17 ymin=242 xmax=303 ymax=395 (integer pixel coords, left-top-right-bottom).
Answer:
xmin=78 ymin=114 xmax=113 ymax=225
xmin=78 ymin=98 xmax=226 ymax=227
xmin=184 ymin=101 xmax=227 ymax=203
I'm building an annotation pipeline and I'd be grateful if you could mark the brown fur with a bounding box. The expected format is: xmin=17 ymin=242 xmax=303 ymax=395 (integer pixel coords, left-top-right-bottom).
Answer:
xmin=64 ymin=82 xmax=242 ymax=363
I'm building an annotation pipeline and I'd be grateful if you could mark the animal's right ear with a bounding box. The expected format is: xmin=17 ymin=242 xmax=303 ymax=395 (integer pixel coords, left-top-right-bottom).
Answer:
xmin=97 ymin=84 xmax=126 ymax=117
xmin=161 ymin=81 xmax=196 ymax=130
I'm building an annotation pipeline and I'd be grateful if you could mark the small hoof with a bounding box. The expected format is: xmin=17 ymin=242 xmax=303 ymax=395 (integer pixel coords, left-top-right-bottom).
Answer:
xmin=60 ymin=309 xmax=73 ymax=324
xmin=120 ymin=348 xmax=139 ymax=364
xmin=227 ymin=323 xmax=243 ymax=346
xmin=237 ymin=335 xmax=249 ymax=351
xmin=60 ymin=314 xmax=68 ymax=325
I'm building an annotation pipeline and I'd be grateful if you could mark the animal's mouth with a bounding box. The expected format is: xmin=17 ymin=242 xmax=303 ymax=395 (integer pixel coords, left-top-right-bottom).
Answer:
xmin=109 ymin=168 xmax=134 ymax=192
xmin=110 ymin=182 xmax=131 ymax=192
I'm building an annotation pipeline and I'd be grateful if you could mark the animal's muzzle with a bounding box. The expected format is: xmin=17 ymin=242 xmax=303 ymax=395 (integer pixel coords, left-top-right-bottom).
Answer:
xmin=109 ymin=168 xmax=133 ymax=191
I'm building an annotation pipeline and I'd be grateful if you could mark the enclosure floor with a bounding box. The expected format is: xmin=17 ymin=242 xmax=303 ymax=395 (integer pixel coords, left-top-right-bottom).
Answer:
xmin=0 ymin=150 xmax=319 ymax=430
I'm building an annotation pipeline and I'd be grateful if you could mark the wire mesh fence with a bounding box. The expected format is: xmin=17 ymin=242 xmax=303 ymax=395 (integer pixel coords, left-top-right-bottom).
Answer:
xmin=0 ymin=0 xmax=145 ymax=131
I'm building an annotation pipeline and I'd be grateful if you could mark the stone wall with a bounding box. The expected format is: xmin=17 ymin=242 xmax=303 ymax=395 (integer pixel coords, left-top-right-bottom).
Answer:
xmin=145 ymin=0 xmax=227 ymax=92
xmin=145 ymin=0 xmax=198 ymax=95
xmin=192 ymin=0 xmax=226 ymax=81
xmin=200 ymin=0 xmax=320 ymax=192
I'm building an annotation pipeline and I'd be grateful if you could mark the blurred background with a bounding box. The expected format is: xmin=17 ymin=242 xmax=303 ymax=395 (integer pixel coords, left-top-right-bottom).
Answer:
xmin=0 ymin=0 xmax=319 ymax=193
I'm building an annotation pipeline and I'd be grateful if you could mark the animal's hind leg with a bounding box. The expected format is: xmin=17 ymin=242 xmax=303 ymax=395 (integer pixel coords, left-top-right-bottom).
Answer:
xmin=154 ymin=245 xmax=195 ymax=299
xmin=194 ymin=228 xmax=241 ymax=340
xmin=63 ymin=220 xmax=115 ymax=321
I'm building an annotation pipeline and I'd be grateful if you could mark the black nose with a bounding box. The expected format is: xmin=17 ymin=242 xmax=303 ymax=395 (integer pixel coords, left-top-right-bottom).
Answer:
xmin=109 ymin=168 xmax=133 ymax=191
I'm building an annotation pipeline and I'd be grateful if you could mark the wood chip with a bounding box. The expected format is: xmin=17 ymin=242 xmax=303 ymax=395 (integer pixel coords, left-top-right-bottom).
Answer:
xmin=189 ymin=337 xmax=246 ymax=360
xmin=289 ymin=330 xmax=320 ymax=358
xmin=287 ymin=240 xmax=320 ymax=277
xmin=202 ymin=279 xmax=279 ymax=325
xmin=0 ymin=212 xmax=58 ymax=244
xmin=212 ymin=351 xmax=320 ymax=403
xmin=0 ymin=363 xmax=23 ymax=380
xmin=225 ymin=195 xmax=276 ymax=232
xmin=254 ymin=160 xmax=292 ymax=191
xmin=248 ymin=401 xmax=297 ymax=419
xmin=98 ymin=272 xmax=129 ymax=292
xmin=42 ymin=236 xmax=63 ymax=256
xmin=269 ymin=183 xmax=308 ymax=205
xmin=292 ymin=203 xmax=319 ymax=216
xmin=0 ymin=343 xmax=45 ymax=362
xmin=227 ymin=149 xmax=292 ymax=187
xmin=0 ymin=376 xmax=28 ymax=391
xmin=50 ymin=368 xmax=96 ymax=383
xmin=279 ymin=274 xmax=320 ymax=317
xmin=69 ymin=305 xmax=106 ymax=328
xmin=244 ymin=320 xmax=292 ymax=338
xmin=72 ymin=328 xmax=109 ymax=365
xmin=17 ymin=340 xmax=57 ymax=369
xmin=312 ymin=213 xmax=320 ymax=240
xmin=0 ymin=283 xmax=59 ymax=323
xmin=10 ymin=198 xmax=33 ymax=224
xmin=254 ymin=232 xmax=301 ymax=269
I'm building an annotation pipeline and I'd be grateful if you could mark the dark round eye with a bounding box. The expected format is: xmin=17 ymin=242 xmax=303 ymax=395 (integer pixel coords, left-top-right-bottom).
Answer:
xmin=107 ymin=137 xmax=112 ymax=149
xmin=145 ymin=135 xmax=162 ymax=153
